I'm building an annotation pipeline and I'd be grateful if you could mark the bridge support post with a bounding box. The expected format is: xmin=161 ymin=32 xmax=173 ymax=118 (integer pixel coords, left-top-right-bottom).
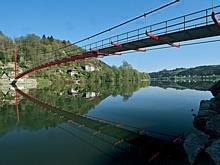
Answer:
xmin=14 ymin=47 xmax=17 ymax=79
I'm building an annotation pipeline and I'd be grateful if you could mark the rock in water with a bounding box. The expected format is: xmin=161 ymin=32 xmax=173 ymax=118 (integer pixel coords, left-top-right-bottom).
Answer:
xmin=199 ymin=100 xmax=212 ymax=110
xmin=210 ymin=81 xmax=220 ymax=97
xmin=194 ymin=110 xmax=217 ymax=130
xmin=184 ymin=132 xmax=209 ymax=164
xmin=206 ymin=139 xmax=220 ymax=165
xmin=205 ymin=114 xmax=220 ymax=137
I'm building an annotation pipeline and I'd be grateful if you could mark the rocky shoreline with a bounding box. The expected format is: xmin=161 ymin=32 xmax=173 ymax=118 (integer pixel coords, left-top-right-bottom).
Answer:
xmin=184 ymin=81 xmax=220 ymax=165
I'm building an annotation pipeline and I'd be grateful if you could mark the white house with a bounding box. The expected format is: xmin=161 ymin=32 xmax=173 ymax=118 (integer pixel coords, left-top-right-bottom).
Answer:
xmin=67 ymin=88 xmax=78 ymax=96
xmin=85 ymin=92 xmax=96 ymax=99
xmin=1 ymin=73 xmax=9 ymax=79
xmin=67 ymin=68 xmax=78 ymax=77
xmin=84 ymin=64 xmax=96 ymax=72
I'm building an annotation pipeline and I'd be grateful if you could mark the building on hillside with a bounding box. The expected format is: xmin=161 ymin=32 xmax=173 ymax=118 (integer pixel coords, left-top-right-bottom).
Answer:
xmin=67 ymin=68 xmax=78 ymax=77
xmin=67 ymin=88 xmax=78 ymax=96
xmin=82 ymin=64 xmax=97 ymax=72
xmin=85 ymin=92 xmax=96 ymax=98
xmin=82 ymin=92 xmax=100 ymax=99
xmin=1 ymin=72 xmax=9 ymax=79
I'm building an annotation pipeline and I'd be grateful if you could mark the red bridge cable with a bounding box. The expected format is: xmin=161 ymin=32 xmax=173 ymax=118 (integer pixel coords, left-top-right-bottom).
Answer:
xmin=211 ymin=11 xmax=220 ymax=26
xmin=14 ymin=47 xmax=17 ymax=78
xmin=122 ymin=38 xmax=220 ymax=53
xmin=111 ymin=41 xmax=147 ymax=52
xmin=146 ymin=32 xmax=180 ymax=48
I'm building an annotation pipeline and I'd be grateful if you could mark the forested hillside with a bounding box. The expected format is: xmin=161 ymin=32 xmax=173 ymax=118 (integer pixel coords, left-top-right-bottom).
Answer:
xmin=0 ymin=31 xmax=149 ymax=82
xmin=150 ymin=65 xmax=220 ymax=79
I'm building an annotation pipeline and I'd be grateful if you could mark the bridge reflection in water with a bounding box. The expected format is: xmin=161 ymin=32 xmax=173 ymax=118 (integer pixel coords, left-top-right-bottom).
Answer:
xmin=12 ymin=86 xmax=186 ymax=164
xmin=0 ymin=80 xmax=215 ymax=164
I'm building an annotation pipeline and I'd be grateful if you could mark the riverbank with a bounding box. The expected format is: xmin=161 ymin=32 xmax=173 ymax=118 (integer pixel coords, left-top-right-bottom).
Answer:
xmin=184 ymin=80 xmax=220 ymax=165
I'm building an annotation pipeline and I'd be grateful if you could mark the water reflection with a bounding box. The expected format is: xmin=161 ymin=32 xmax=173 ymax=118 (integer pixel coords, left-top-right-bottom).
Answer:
xmin=0 ymin=80 xmax=215 ymax=164
xmin=150 ymin=80 xmax=216 ymax=91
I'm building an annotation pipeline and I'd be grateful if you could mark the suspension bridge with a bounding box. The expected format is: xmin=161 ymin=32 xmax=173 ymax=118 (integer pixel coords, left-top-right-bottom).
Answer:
xmin=9 ymin=2 xmax=220 ymax=81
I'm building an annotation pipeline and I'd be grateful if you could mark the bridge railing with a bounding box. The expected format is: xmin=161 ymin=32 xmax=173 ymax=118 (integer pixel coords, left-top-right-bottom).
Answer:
xmin=31 ymin=5 xmax=220 ymax=68
xmin=81 ymin=5 xmax=220 ymax=53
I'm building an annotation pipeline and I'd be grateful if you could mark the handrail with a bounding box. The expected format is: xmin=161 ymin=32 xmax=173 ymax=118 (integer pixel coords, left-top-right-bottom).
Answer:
xmin=80 ymin=5 xmax=220 ymax=51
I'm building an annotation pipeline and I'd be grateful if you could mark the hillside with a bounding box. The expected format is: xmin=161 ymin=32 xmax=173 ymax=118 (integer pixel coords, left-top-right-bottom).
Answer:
xmin=0 ymin=31 xmax=149 ymax=83
xmin=150 ymin=65 xmax=220 ymax=80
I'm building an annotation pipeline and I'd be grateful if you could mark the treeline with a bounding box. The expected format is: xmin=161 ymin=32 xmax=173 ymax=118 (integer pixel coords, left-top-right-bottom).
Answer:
xmin=86 ymin=61 xmax=149 ymax=82
xmin=0 ymin=31 xmax=80 ymax=67
xmin=150 ymin=65 xmax=220 ymax=79
xmin=33 ymin=60 xmax=149 ymax=83
xmin=150 ymin=81 xmax=215 ymax=91
xmin=0 ymin=31 xmax=14 ymax=63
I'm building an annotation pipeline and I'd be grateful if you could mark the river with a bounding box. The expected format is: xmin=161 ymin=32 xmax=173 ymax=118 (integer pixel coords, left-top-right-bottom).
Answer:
xmin=0 ymin=81 xmax=215 ymax=164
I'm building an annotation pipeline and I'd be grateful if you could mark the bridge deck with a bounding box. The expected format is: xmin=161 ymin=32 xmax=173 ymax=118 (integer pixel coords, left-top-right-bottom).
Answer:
xmin=100 ymin=24 xmax=220 ymax=54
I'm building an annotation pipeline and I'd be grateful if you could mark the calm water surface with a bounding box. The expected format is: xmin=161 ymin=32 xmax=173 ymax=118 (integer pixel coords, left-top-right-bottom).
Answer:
xmin=0 ymin=81 xmax=214 ymax=165
xmin=87 ymin=86 xmax=212 ymax=136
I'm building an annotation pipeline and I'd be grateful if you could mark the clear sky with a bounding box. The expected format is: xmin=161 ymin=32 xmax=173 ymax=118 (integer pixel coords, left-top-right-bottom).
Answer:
xmin=1 ymin=0 xmax=220 ymax=72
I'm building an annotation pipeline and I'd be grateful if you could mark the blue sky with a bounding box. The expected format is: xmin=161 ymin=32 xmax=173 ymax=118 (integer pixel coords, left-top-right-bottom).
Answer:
xmin=1 ymin=0 xmax=220 ymax=72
